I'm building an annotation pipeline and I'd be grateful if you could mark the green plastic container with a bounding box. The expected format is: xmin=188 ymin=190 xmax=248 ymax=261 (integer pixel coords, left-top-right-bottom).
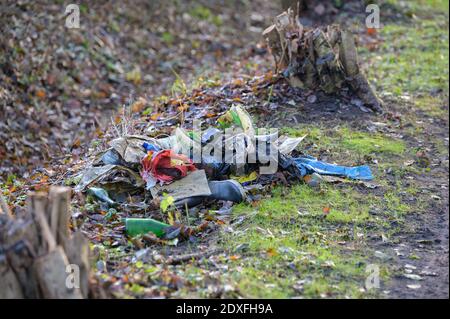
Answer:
xmin=125 ymin=218 xmax=170 ymax=238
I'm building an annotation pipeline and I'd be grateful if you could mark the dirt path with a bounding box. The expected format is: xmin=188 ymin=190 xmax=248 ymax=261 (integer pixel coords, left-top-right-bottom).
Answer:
xmin=382 ymin=104 xmax=449 ymax=298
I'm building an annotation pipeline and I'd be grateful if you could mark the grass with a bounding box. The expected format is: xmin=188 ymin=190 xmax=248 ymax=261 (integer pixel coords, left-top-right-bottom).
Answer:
xmin=282 ymin=125 xmax=406 ymax=160
xmin=211 ymin=134 xmax=417 ymax=298
xmin=188 ymin=4 xmax=223 ymax=26
xmin=413 ymin=95 xmax=448 ymax=117
xmin=338 ymin=128 xmax=406 ymax=155
xmin=216 ymin=183 xmax=391 ymax=298
xmin=385 ymin=0 xmax=449 ymax=13
xmin=367 ymin=4 xmax=449 ymax=96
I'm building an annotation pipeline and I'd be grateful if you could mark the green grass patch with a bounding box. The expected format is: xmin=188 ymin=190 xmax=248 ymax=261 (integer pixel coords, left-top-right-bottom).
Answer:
xmin=384 ymin=191 xmax=412 ymax=216
xmin=386 ymin=0 xmax=449 ymax=14
xmin=161 ymin=32 xmax=174 ymax=45
xmin=218 ymin=183 xmax=383 ymax=298
xmin=413 ymin=95 xmax=449 ymax=117
xmin=280 ymin=126 xmax=332 ymax=146
xmin=338 ymin=128 xmax=406 ymax=155
xmin=189 ymin=5 xmax=223 ymax=26
xmin=367 ymin=16 xmax=449 ymax=96
xmin=281 ymin=125 xmax=406 ymax=158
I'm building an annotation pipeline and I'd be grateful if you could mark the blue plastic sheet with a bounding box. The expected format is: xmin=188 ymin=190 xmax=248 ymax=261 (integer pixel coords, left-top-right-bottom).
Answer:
xmin=293 ymin=156 xmax=373 ymax=181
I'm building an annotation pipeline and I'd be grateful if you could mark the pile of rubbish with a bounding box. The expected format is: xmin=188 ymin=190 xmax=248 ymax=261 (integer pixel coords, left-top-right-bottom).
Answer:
xmin=74 ymin=104 xmax=373 ymax=242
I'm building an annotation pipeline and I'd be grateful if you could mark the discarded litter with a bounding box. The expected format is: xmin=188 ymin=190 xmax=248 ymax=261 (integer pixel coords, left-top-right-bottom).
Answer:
xmin=87 ymin=187 xmax=115 ymax=207
xmin=125 ymin=217 xmax=170 ymax=238
xmin=75 ymin=164 xmax=144 ymax=193
xmin=231 ymin=171 xmax=258 ymax=185
xmin=141 ymin=149 xmax=196 ymax=188
xmin=218 ymin=104 xmax=255 ymax=135
xmin=142 ymin=142 xmax=161 ymax=153
xmin=109 ymin=135 xmax=160 ymax=165
xmin=125 ymin=217 xmax=209 ymax=240
xmin=74 ymin=102 xmax=374 ymax=243
xmin=293 ymin=156 xmax=373 ymax=180
xmin=100 ymin=149 xmax=128 ymax=166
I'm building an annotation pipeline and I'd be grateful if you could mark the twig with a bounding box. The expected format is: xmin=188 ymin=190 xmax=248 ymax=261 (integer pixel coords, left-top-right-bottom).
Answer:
xmin=153 ymin=111 xmax=183 ymax=123
xmin=164 ymin=248 xmax=223 ymax=265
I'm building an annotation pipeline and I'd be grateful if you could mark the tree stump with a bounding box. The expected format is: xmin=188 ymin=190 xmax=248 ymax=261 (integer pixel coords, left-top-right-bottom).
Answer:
xmin=0 ymin=187 xmax=90 ymax=299
xmin=263 ymin=9 xmax=383 ymax=112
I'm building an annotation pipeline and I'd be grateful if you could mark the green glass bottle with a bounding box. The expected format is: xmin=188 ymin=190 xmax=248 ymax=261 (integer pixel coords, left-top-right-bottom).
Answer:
xmin=124 ymin=218 xmax=170 ymax=237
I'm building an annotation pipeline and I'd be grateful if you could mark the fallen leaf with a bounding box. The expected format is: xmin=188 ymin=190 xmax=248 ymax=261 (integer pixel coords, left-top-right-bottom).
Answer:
xmin=266 ymin=248 xmax=278 ymax=257
xmin=367 ymin=28 xmax=377 ymax=36
xmin=131 ymin=97 xmax=147 ymax=113
xmin=36 ymin=89 xmax=46 ymax=99
xmin=150 ymin=113 xmax=161 ymax=121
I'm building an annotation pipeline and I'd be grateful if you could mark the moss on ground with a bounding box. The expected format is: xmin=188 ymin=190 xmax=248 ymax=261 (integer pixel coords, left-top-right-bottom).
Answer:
xmin=338 ymin=128 xmax=406 ymax=156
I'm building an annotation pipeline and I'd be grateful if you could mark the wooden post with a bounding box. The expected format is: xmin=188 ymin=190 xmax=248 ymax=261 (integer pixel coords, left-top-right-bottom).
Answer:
xmin=0 ymin=252 xmax=24 ymax=298
xmin=48 ymin=187 xmax=71 ymax=250
xmin=28 ymin=192 xmax=56 ymax=255
xmin=0 ymin=186 xmax=91 ymax=299
xmin=33 ymin=246 xmax=83 ymax=299
xmin=5 ymin=240 xmax=41 ymax=298
xmin=0 ymin=194 xmax=12 ymax=218
xmin=64 ymin=231 xmax=90 ymax=298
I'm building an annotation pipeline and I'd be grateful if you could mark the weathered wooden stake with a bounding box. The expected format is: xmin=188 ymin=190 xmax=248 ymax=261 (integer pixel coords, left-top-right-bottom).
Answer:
xmin=0 ymin=186 xmax=91 ymax=299
xmin=0 ymin=194 xmax=12 ymax=217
